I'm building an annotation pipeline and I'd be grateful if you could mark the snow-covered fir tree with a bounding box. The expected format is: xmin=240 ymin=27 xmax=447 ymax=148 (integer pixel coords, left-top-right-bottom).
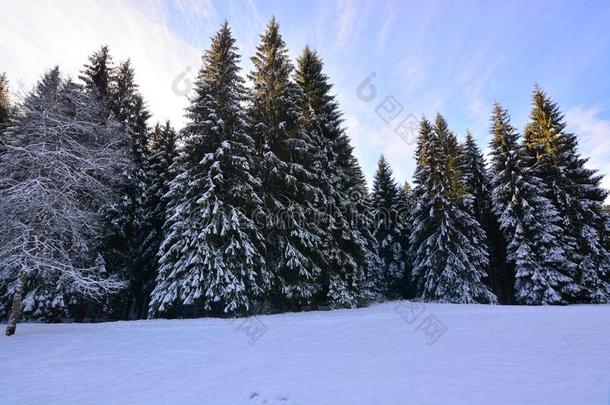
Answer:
xmin=99 ymin=58 xmax=152 ymax=319
xmin=150 ymin=22 xmax=270 ymax=317
xmin=523 ymin=88 xmax=610 ymax=302
xmin=489 ymin=103 xmax=576 ymax=304
xmin=370 ymin=155 xmax=409 ymax=299
xmin=137 ymin=122 xmax=178 ymax=316
xmin=409 ymin=114 xmax=497 ymax=304
xmin=0 ymin=68 xmax=127 ymax=335
xmin=460 ymin=131 xmax=511 ymax=302
xmin=294 ymin=45 xmax=372 ymax=308
xmin=460 ymin=131 xmax=493 ymax=225
xmin=396 ymin=181 xmax=415 ymax=298
xmin=247 ymin=18 xmax=327 ymax=310
xmin=347 ymin=158 xmax=384 ymax=302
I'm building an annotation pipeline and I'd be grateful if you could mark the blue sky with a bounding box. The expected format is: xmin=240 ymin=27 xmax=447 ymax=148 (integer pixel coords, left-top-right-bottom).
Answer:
xmin=2 ymin=0 xmax=610 ymax=191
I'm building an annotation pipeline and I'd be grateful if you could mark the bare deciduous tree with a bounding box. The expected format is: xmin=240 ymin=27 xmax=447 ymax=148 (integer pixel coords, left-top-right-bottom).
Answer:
xmin=0 ymin=68 xmax=128 ymax=335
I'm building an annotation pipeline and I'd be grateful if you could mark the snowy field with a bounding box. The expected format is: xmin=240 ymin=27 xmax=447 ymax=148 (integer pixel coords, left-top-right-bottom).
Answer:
xmin=1 ymin=302 xmax=610 ymax=405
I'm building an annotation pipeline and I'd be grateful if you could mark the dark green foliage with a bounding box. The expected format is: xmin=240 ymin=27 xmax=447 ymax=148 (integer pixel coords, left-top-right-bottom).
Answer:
xmin=0 ymin=73 xmax=11 ymax=126
xmin=523 ymin=88 xmax=610 ymax=302
xmin=409 ymin=115 xmax=497 ymax=304
xmin=370 ymin=155 xmax=409 ymax=299
xmin=489 ymin=103 xmax=574 ymax=304
xmin=150 ymin=22 xmax=270 ymax=317
xmin=80 ymin=48 xmax=152 ymax=319
xmin=460 ymin=131 xmax=512 ymax=302
xmin=79 ymin=45 xmax=113 ymax=103
xmin=135 ymin=122 xmax=178 ymax=317
xmin=247 ymin=18 xmax=326 ymax=310
xmin=396 ymin=182 xmax=415 ymax=298
xmin=294 ymin=45 xmax=372 ymax=308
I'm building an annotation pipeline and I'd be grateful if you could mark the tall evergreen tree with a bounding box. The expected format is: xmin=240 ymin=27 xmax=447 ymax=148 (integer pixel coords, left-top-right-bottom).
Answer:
xmin=150 ymin=22 xmax=269 ymax=317
xmin=338 ymin=137 xmax=382 ymax=301
xmin=135 ymin=122 xmax=178 ymax=317
xmin=460 ymin=131 xmax=492 ymax=224
xmin=396 ymin=181 xmax=415 ymax=298
xmin=0 ymin=72 xmax=11 ymax=127
xmin=101 ymin=58 xmax=152 ymax=319
xmin=247 ymin=18 xmax=326 ymax=310
xmin=460 ymin=131 xmax=511 ymax=302
xmin=370 ymin=155 xmax=409 ymax=299
xmin=78 ymin=47 xmax=153 ymax=319
xmin=294 ymin=46 xmax=371 ymax=307
xmin=489 ymin=103 xmax=575 ymax=304
xmin=523 ymin=88 xmax=610 ymax=302
xmin=79 ymin=45 xmax=113 ymax=103
xmin=409 ymin=114 xmax=496 ymax=304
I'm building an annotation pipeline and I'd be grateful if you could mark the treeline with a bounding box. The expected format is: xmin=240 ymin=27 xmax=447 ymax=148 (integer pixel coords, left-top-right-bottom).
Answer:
xmin=1 ymin=18 xmax=609 ymax=335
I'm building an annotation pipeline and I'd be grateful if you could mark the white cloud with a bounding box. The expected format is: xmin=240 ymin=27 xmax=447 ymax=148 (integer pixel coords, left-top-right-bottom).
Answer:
xmin=343 ymin=110 xmax=417 ymax=190
xmin=565 ymin=106 xmax=610 ymax=197
xmin=0 ymin=0 xmax=206 ymax=127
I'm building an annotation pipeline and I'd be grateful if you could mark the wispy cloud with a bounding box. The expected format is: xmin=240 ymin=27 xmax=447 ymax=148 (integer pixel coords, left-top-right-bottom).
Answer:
xmin=565 ymin=106 xmax=610 ymax=195
xmin=1 ymin=0 xmax=609 ymax=193
xmin=376 ymin=1 xmax=398 ymax=50
xmin=0 ymin=0 xmax=203 ymax=127
xmin=336 ymin=0 xmax=358 ymax=48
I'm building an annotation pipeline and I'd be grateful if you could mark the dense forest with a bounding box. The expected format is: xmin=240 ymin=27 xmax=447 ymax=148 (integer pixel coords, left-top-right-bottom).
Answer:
xmin=1 ymin=18 xmax=609 ymax=336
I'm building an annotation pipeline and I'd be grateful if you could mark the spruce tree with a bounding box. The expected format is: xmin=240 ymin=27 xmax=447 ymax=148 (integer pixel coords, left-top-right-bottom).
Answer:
xmin=408 ymin=117 xmax=433 ymax=297
xmin=370 ymin=155 xmax=409 ymax=299
xmin=489 ymin=103 xmax=574 ymax=304
xmin=134 ymin=122 xmax=178 ymax=317
xmin=523 ymin=88 xmax=610 ymax=302
xmin=111 ymin=59 xmax=151 ymax=167
xmin=460 ymin=131 xmax=492 ymax=224
xmin=409 ymin=114 xmax=496 ymax=304
xmin=396 ymin=181 xmax=415 ymax=298
xmin=150 ymin=22 xmax=269 ymax=317
xmin=338 ymin=137 xmax=382 ymax=301
xmin=247 ymin=18 xmax=326 ymax=310
xmin=80 ymin=51 xmax=152 ymax=319
xmin=102 ymin=59 xmax=152 ymax=318
xmin=294 ymin=46 xmax=371 ymax=307
xmin=0 ymin=72 xmax=11 ymax=126
xmin=79 ymin=45 xmax=113 ymax=103
xmin=460 ymin=131 xmax=511 ymax=302
xmin=0 ymin=72 xmax=11 ymax=170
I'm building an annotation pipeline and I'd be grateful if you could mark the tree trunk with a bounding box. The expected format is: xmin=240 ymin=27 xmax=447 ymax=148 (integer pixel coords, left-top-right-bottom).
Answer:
xmin=5 ymin=274 xmax=27 ymax=336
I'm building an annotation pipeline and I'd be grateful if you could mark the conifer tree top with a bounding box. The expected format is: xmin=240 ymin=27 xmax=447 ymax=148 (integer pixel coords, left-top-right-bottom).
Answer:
xmin=295 ymin=46 xmax=334 ymax=114
xmin=249 ymin=17 xmax=292 ymax=89
xmin=490 ymin=103 xmax=519 ymax=151
xmin=0 ymin=72 xmax=12 ymax=125
xmin=79 ymin=45 xmax=113 ymax=99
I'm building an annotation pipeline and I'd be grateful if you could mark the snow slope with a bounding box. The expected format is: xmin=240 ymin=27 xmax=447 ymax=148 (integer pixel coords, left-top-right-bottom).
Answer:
xmin=1 ymin=302 xmax=610 ymax=405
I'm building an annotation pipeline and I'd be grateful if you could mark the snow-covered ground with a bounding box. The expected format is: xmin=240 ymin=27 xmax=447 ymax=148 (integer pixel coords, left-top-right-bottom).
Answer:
xmin=1 ymin=302 xmax=610 ymax=405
